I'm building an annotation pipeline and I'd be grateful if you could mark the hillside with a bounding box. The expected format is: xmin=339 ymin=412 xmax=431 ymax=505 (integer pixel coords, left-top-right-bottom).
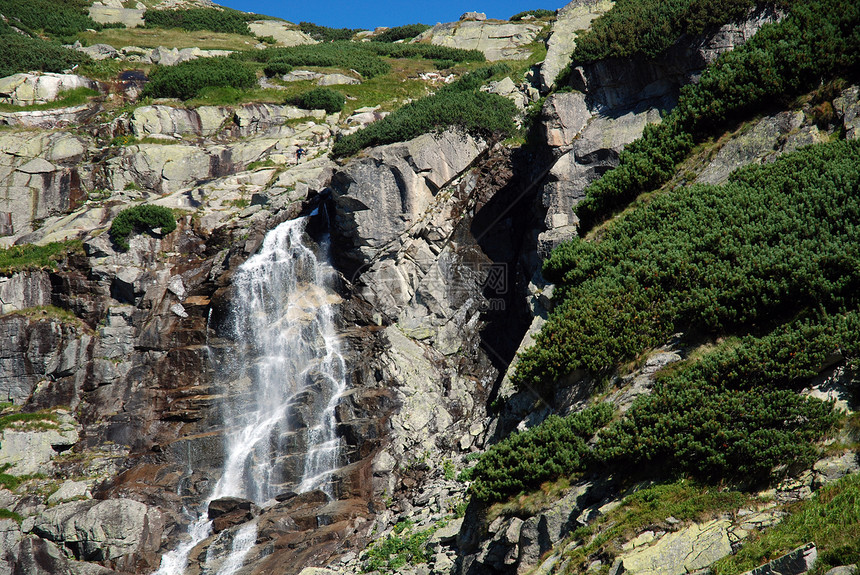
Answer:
xmin=0 ymin=1 xmax=857 ymax=575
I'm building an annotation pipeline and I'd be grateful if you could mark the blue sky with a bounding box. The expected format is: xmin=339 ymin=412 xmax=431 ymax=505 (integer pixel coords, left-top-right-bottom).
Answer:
xmin=218 ymin=1 xmax=567 ymax=30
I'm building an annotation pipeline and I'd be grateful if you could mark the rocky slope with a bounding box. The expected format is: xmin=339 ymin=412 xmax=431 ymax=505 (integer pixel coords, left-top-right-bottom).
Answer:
xmin=0 ymin=2 xmax=857 ymax=575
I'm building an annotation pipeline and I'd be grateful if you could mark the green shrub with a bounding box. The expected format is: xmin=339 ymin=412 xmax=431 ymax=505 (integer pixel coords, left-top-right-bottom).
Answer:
xmin=109 ymin=205 xmax=177 ymax=250
xmin=363 ymin=521 xmax=436 ymax=573
xmin=510 ymin=9 xmax=556 ymax=21
xmin=364 ymin=42 xmax=485 ymax=63
xmin=142 ymin=57 xmax=257 ymax=100
xmin=247 ymin=42 xmax=391 ymax=79
xmin=469 ymin=404 xmax=613 ymax=503
xmin=144 ymin=8 xmax=251 ymax=35
xmin=289 ymin=87 xmax=344 ymax=113
xmin=570 ymin=0 xmax=757 ymax=63
xmin=331 ymin=64 xmax=517 ymax=157
xmin=515 ymin=140 xmax=860 ymax=388
xmin=371 ymin=23 xmax=431 ymax=43
xmin=574 ymin=0 xmax=860 ymax=228
xmin=0 ymin=31 xmax=88 ymax=78
xmin=0 ymin=0 xmax=101 ymax=38
xmin=262 ymin=61 xmax=292 ymax=77
xmin=298 ymin=21 xmax=363 ymax=42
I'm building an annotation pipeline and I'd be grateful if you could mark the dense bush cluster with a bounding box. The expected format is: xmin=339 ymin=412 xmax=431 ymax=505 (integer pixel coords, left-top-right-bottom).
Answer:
xmin=470 ymin=404 xmax=613 ymax=503
xmin=109 ymin=205 xmax=177 ymax=250
xmin=142 ymin=57 xmax=256 ymax=100
xmin=574 ymin=0 xmax=860 ymax=227
xmin=515 ymin=140 xmax=860 ymax=387
xmin=473 ymin=312 xmax=849 ymax=503
xmin=246 ymin=42 xmax=391 ymax=79
xmin=0 ymin=0 xmax=101 ymax=38
xmin=144 ymin=8 xmax=251 ymax=35
xmin=571 ymin=0 xmax=759 ymax=63
xmin=289 ymin=87 xmax=344 ymax=113
xmin=246 ymin=41 xmax=485 ymax=83
xmin=364 ymin=42 xmax=485 ymax=64
xmin=331 ymin=64 xmax=517 ymax=158
xmin=298 ymin=22 xmax=363 ymax=42
xmin=371 ymin=23 xmax=431 ymax=43
xmin=510 ymin=9 xmax=556 ymax=21
xmin=598 ymin=327 xmax=841 ymax=481
xmin=0 ymin=21 xmax=88 ymax=77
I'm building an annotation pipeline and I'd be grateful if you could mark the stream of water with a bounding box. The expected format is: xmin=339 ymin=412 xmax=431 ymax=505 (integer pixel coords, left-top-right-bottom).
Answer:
xmin=153 ymin=217 xmax=347 ymax=575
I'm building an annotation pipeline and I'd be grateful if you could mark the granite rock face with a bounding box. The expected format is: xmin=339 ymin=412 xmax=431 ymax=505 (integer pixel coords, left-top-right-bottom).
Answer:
xmin=0 ymin=74 xmax=99 ymax=107
xmin=413 ymin=20 xmax=544 ymax=61
xmin=539 ymin=0 xmax=615 ymax=93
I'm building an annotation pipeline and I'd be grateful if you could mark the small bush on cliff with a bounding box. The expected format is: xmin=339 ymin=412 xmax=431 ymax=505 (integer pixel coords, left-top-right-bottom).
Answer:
xmin=142 ymin=57 xmax=257 ymax=100
xmin=362 ymin=521 xmax=435 ymax=573
xmin=144 ymin=8 xmax=252 ymax=35
xmin=289 ymin=87 xmax=345 ymax=113
xmin=109 ymin=205 xmax=177 ymax=250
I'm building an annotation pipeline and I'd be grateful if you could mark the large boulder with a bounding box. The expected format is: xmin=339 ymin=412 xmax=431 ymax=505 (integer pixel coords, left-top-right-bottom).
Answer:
xmin=611 ymin=519 xmax=733 ymax=575
xmin=329 ymin=129 xmax=486 ymax=266
xmin=413 ymin=20 xmax=544 ymax=61
xmin=31 ymin=498 xmax=164 ymax=571
xmin=835 ymin=85 xmax=860 ymax=140
xmin=248 ymin=20 xmax=317 ymax=46
xmin=0 ymin=411 xmax=79 ymax=475
xmin=0 ymin=131 xmax=90 ymax=241
xmin=539 ymin=0 xmax=615 ymax=93
xmin=88 ymin=3 xmax=144 ymax=28
xmin=0 ymin=74 xmax=98 ymax=107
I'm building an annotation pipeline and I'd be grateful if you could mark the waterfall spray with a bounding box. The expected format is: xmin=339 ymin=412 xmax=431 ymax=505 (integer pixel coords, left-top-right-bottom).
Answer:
xmin=153 ymin=217 xmax=347 ymax=575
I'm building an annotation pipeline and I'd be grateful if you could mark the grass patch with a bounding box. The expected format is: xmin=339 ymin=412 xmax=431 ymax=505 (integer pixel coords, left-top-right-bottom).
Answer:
xmin=0 ymin=87 xmax=98 ymax=112
xmin=331 ymin=63 xmax=517 ymax=158
xmin=0 ymin=241 xmax=83 ymax=275
xmin=563 ymin=480 xmax=751 ymax=571
xmin=0 ymin=411 xmax=59 ymax=431
xmin=77 ymin=27 xmax=257 ymax=51
xmin=7 ymin=305 xmax=82 ymax=326
xmin=0 ymin=509 xmax=22 ymax=523
xmin=712 ymin=473 xmax=860 ymax=575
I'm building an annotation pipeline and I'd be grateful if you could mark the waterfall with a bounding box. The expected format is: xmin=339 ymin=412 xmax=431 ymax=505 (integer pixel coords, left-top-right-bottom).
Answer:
xmin=153 ymin=217 xmax=347 ymax=575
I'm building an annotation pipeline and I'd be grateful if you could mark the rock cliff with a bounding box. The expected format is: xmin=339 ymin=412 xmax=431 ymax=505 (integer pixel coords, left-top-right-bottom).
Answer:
xmin=0 ymin=2 xmax=856 ymax=575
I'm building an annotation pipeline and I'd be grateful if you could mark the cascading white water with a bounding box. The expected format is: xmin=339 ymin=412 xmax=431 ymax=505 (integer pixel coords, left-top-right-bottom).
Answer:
xmin=153 ymin=217 xmax=348 ymax=575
